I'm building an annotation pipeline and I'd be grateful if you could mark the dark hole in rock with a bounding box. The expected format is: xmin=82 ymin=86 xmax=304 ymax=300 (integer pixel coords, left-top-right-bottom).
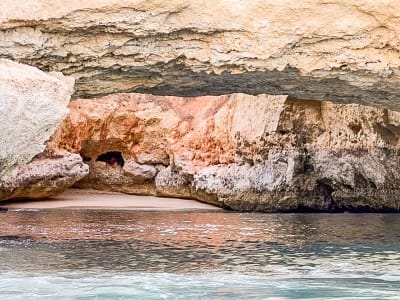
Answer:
xmin=316 ymin=179 xmax=341 ymax=212
xmin=348 ymin=123 xmax=362 ymax=135
xmin=80 ymin=154 xmax=92 ymax=162
xmin=96 ymin=151 xmax=125 ymax=167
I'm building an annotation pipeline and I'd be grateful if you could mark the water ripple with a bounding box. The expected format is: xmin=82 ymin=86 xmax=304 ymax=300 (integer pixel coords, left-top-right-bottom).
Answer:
xmin=0 ymin=210 xmax=399 ymax=299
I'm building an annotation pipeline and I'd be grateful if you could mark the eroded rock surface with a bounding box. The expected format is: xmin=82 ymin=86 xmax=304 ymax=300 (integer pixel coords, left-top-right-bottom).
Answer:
xmin=50 ymin=93 xmax=400 ymax=212
xmin=0 ymin=58 xmax=74 ymax=177
xmin=0 ymin=1 xmax=399 ymax=108
xmin=0 ymin=151 xmax=89 ymax=201
xmin=0 ymin=59 xmax=90 ymax=201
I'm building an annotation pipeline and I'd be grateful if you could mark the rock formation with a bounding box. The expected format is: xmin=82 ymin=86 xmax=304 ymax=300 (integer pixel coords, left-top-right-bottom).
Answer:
xmin=50 ymin=93 xmax=400 ymax=212
xmin=0 ymin=151 xmax=89 ymax=201
xmin=2 ymin=1 xmax=400 ymax=211
xmin=0 ymin=1 xmax=399 ymax=109
xmin=0 ymin=59 xmax=88 ymax=200
xmin=0 ymin=58 xmax=74 ymax=177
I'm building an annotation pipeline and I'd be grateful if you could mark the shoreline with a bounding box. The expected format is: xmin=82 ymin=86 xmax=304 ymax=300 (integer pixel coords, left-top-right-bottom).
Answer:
xmin=2 ymin=189 xmax=222 ymax=211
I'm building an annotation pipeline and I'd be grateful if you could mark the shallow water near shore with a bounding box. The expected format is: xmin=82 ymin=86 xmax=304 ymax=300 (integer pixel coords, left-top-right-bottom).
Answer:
xmin=0 ymin=209 xmax=399 ymax=299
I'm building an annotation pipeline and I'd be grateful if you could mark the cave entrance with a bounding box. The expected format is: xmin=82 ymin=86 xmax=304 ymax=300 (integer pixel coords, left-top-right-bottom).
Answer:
xmin=96 ymin=151 xmax=125 ymax=167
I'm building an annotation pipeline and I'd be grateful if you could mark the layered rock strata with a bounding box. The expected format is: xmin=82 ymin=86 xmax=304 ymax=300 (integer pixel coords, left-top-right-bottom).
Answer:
xmin=0 ymin=59 xmax=88 ymax=200
xmin=0 ymin=1 xmax=399 ymax=109
xmin=50 ymin=93 xmax=400 ymax=212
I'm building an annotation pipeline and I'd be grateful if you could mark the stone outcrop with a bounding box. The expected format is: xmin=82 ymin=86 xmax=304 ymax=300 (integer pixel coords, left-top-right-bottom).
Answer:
xmin=0 ymin=58 xmax=74 ymax=177
xmin=50 ymin=93 xmax=400 ymax=212
xmin=0 ymin=151 xmax=89 ymax=201
xmin=0 ymin=59 xmax=88 ymax=201
xmin=0 ymin=1 xmax=399 ymax=109
xmin=3 ymin=1 xmax=399 ymax=209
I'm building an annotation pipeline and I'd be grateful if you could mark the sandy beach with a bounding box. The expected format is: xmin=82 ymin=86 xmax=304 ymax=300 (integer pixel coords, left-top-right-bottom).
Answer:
xmin=2 ymin=189 xmax=222 ymax=211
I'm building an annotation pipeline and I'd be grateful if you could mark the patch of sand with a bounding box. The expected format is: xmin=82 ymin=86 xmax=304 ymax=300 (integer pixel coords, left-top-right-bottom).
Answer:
xmin=2 ymin=189 xmax=222 ymax=211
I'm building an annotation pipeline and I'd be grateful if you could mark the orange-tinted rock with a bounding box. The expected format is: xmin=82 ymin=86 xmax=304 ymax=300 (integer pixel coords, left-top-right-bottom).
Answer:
xmin=49 ymin=93 xmax=236 ymax=171
xmin=50 ymin=93 xmax=400 ymax=212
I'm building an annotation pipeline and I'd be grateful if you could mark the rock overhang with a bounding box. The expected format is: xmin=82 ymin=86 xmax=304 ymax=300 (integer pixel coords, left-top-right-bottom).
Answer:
xmin=0 ymin=0 xmax=399 ymax=109
xmin=3 ymin=0 xmax=400 ymax=210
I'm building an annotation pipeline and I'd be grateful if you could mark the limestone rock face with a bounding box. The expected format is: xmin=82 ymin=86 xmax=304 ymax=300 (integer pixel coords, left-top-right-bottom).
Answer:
xmin=0 ymin=58 xmax=74 ymax=177
xmin=51 ymin=93 xmax=400 ymax=212
xmin=0 ymin=59 xmax=89 ymax=202
xmin=0 ymin=151 xmax=89 ymax=200
xmin=0 ymin=1 xmax=399 ymax=109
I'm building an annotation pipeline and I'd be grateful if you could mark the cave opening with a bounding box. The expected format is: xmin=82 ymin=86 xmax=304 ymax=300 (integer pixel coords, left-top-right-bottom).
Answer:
xmin=96 ymin=151 xmax=125 ymax=167
xmin=80 ymin=154 xmax=92 ymax=162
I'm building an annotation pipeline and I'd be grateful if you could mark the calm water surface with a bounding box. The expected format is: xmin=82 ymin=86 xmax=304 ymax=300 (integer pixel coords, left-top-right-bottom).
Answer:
xmin=0 ymin=209 xmax=399 ymax=299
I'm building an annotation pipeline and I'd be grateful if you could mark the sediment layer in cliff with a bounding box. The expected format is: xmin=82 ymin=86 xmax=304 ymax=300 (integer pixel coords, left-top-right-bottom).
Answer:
xmin=0 ymin=1 xmax=399 ymax=109
xmin=48 ymin=93 xmax=400 ymax=212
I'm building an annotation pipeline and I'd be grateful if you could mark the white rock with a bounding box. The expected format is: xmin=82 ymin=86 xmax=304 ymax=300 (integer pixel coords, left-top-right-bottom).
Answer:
xmin=0 ymin=59 xmax=74 ymax=177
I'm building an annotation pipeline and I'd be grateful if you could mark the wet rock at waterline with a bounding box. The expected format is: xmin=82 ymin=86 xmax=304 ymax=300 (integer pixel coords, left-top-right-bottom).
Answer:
xmin=0 ymin=1 xmax=399 ymax=109
xmin=50 ymin=93 xmax=400 ymax=212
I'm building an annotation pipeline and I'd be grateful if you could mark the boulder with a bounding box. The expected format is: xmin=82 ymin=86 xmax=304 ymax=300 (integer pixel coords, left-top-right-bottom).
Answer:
xmin=0 ymin=151 xmax=89 ymax=200
xmin=0 ymin=58 xmax=74 ymax=177
xmin=0 ymin=59 xmax=89 ymax=201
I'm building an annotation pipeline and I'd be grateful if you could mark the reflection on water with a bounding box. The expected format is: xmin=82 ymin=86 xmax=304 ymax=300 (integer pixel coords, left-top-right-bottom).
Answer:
xmin=0 ymin=210 xmax=400 ymax=299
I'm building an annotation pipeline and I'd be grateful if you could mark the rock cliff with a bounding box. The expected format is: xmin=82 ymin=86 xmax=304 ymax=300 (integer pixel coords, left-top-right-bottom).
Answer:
xmin=0 ymin=1 xmax=399 ymax=109
xmin=50 ymin=93 xmax=400 ymax=212
xmin=2 ymin=1 xmax=400 ymax=211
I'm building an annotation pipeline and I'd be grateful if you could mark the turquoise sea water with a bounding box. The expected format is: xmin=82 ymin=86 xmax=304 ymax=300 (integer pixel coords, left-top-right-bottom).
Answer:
xmin=0 ymin=210 xmax=399 ymax=299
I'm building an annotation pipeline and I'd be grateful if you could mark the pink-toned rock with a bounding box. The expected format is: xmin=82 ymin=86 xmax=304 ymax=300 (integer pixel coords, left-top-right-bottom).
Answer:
xmin=49 ymin=93 xmax=236 ymax=171
xmin=50 ymin=93 xmax=400 ymax=212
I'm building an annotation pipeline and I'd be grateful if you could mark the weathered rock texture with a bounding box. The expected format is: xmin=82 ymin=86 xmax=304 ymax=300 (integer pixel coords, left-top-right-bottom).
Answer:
xmin=50 ymin=93 xmax=400 ymax=212
xmin=0 ymin=58 xmax=74 ymax=177
xmin=0 ymin=151 xmax=89 ymax=201
xmin=0 ymin=59 xmax=89 ymax=201
xmin=0 ymin=1 xmax=399 ymax=109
